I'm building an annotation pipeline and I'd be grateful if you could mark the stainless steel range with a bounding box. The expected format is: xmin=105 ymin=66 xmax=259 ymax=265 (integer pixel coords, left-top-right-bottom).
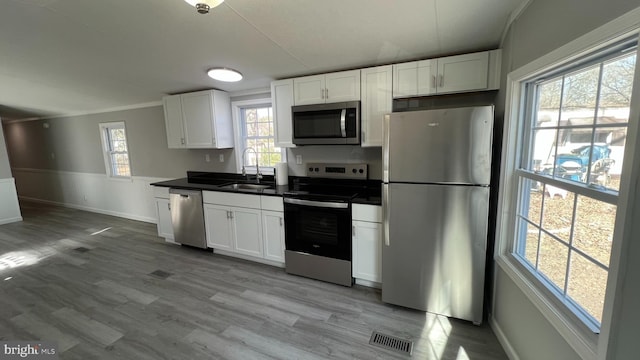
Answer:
xmin=283 ymin=163 xmax=368 ymax=287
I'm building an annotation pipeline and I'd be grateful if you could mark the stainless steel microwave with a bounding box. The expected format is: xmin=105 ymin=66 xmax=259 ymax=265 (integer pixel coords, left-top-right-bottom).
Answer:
xmin=292 ymin=101 xmax=360 ymax=145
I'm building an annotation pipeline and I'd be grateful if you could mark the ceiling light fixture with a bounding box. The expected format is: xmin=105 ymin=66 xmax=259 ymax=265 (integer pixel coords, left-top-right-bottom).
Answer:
xmin=184 ymin=0 xmax=224 ymax=14
xmin=207 ymin=68 xmax=243 ymax=82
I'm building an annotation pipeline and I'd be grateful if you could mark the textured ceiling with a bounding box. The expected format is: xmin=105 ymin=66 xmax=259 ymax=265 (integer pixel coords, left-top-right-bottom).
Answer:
xmin=0 ymin=0 xmax=527 ymax=120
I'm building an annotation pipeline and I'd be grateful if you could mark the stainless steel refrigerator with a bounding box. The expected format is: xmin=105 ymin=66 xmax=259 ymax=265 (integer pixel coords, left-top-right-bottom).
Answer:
xmin=382 ymin=106 xmax=493 ymax=325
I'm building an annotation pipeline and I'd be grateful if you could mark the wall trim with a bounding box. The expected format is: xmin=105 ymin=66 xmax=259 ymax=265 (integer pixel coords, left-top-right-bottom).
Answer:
xmin=0 ymin=216 xmax=22 ymax=226
xmin=499 ymin=0 xmax=534 ymax=47
xmin=489 ymin=315 xmax=521 ymax=360
xmin=3 ymin=101 xmax=162 ymax=123
xmin=18 ymin=195 xmax=156 ymax=224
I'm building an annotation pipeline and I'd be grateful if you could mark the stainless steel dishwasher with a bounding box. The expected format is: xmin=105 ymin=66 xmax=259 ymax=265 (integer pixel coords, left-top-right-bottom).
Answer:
xmin=169 ymin=188 xmax=207 ymax=249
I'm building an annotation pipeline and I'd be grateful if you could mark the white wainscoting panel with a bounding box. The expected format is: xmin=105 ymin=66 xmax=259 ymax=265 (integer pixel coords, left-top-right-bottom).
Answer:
xmin=0 ymin=178 xmax=22 ymax=225
xmin=12 ymin=168 xmax=170 ymax=223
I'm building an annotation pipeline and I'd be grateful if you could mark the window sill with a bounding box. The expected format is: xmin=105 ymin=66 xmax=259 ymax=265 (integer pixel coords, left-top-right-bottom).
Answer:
xmin=495 ymin=253 xmax=598 ymax=360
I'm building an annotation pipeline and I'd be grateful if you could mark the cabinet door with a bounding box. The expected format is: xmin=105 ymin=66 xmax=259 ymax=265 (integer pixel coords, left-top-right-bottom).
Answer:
xmin=181 ymin=91 xmax=215 ymax=148
xmin=352 ymin=220 xmax=382 ymax=283
xmin=162 ymin=95 xmax=185 ymax=148
xmin=392 ymin=62 xmax=418 ymax=98
xmin=437 ymin=52 xmax=489 ymax=94
xmin=210 ymin=90 xmax=234 ymax=148
xmin=325 ymin=70 xmax=361 ymax=102
xmin=155 ymin=198 xmax=174 ymax=240
xmin=416 ymin=59 xmax=437 ymax=96
xmin=204 ymin=204 xmax=233 ymax=250
xmin=271 ymin=79 xmax=295 ymax=148
xmin=294 ymin=75 xmax=325 ymax=105
xmin=361 ymin=65 xmax=392 ymax=147
xmin=231 ymin=207 xmax=263 ymax=258
xmin=262 ymin=210 xmax=285 ymax=262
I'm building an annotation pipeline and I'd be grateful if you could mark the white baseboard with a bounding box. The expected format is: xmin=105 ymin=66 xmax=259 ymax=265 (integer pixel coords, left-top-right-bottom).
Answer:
xmin=355 ymin=278 xmax=381 ymax=289
xmin=490 ymin=315 xmax=520 ymax=360
xmin=214 ymin=249 xmax=285 ymax=268
xmin=0 ymin=216 xmax=23 ymax=225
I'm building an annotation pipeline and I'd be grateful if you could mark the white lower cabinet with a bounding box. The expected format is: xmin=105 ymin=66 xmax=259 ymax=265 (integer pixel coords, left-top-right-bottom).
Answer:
xmin=352 ymin=204 xmax=383 ymax=285
xmin=262 ymin=210 xmax=285 ymax=262
xmin=153 ymin=186 xmax=174 ymax=241
xmin=203 ymin=204 xmax=233 ymax=250
xmin=202 ymin=191 xmax=284 ymax=266
xmin=231 ymin=207 xmax=263 ymax=257
xmin=155 ymin=198 xmax=174 ymax=240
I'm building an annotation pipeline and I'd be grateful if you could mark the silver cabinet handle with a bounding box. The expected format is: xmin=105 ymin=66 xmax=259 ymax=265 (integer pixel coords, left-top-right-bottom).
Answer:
xmin=181 ymin=138 xmax=185 ymax=145
xmin=284 ymin=197 xmax=349 ymax=208
xmin=432 ymin=75 xmax=436 ymax=89
xmin=279 ymin=217 xmax=283 ymax=226
xmin=226 ymin=211 xmax=230 ymax=219
xmin=321 ymin=88 xmax=324 ymax=99
xmin=439 ymin=74 xmax=443 ymax=87
xmin=352 ymin=225 xmax=356 ymax=237
xmin=325 ymin=88 xmax=328 ymax=99
xmin=229 ymin=211 xmax=233 ymax=219
xmin=167 ymin=203 xmax=171 ymax=211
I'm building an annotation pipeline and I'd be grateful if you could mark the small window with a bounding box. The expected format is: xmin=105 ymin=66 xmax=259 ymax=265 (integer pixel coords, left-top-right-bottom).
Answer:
xmin=99 ymin=122 xmax=131 ymax=178
xmin=233 ymin=100 xmax=285 ymax=174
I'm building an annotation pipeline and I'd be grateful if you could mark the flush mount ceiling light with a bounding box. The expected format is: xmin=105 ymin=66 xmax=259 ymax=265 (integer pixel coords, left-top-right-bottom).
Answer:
xmin=207 ymin=68 xmax=243 ymax=82
xmin=184 ymin=0 xmax=224 ymax=14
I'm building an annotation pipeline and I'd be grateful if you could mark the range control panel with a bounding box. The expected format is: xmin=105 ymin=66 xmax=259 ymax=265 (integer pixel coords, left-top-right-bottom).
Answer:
xmin=306 ymin=163 xmax=368 ymax=180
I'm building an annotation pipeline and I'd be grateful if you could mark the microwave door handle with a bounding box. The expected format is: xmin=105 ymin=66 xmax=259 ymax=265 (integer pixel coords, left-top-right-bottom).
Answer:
xmin=340 ymin=109 xmax=347 ymax=138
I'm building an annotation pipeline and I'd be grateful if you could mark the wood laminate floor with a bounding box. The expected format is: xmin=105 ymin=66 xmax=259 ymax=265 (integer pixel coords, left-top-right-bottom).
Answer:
xmin=0 ymin=201 xmax=508 ymax=360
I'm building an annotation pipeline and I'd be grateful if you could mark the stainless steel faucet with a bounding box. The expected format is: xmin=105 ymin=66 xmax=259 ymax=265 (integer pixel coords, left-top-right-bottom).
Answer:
xmin=241 ymin=147 xmax=262 ymax=183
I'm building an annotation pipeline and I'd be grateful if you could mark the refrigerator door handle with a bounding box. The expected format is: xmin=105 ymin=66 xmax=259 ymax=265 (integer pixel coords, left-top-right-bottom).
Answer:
xmin=382 ymin=114 xmax=390 ymax=182
xmin=383 ymin=184 xmax=390 ymax=246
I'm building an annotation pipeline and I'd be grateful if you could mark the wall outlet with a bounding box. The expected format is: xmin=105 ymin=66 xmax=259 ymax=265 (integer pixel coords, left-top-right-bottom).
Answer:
xmin=205 ymin=154 xmax=210 ymax=162
xmin=219 ymin=154 xmax=224 ymax=162
xmin=83 ymin=195 xmax=88 ymax=202
xmin=296 ymin=155 xmax=302 ymax=165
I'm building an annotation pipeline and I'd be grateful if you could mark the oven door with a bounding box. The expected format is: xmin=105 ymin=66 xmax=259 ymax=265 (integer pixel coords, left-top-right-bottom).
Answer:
xmin=284 ymin=197 xmax=352 ymax=261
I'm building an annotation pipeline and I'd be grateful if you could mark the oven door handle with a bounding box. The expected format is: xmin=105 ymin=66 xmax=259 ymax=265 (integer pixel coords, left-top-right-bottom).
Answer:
xmin=284 ymin=198 xmax=349 ymax=209
xmin=340 ymin=108 xmax=347 ymax=138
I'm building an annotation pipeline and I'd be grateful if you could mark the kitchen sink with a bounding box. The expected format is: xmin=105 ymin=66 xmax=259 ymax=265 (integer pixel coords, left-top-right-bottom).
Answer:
xmin=219 ymin=182 xmax=273 ymax=191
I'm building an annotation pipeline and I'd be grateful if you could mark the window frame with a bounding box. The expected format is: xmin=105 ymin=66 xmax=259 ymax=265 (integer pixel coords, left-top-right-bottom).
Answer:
xmin=494 ymin=23 xmax=640 ymax=360
xmin=231 ymin=98 xmax=285 ymax=176
xmin=98 ymin=121 xmax=132 ymax=179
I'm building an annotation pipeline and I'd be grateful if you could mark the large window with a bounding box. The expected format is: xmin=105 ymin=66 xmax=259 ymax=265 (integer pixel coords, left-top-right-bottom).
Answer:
xmin=233 ymin=99 xmax=285 ymax=174
xmin=99 ymin=122 xmax=131 ymax=178
xmin=513 ymin=42 xmax=636 ymax=330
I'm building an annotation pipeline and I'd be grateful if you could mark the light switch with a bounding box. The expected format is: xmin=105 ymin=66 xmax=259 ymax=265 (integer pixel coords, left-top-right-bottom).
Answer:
xmin=219 ymin=154 xmax=224 ymax=162
xmin=205 ymin=154 xmax=211 ymax=162
xmin=296 ymin=155 xmax=302 ymax=165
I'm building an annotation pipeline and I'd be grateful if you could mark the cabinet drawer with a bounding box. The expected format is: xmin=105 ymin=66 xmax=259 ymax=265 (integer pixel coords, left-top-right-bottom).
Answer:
xmin=203 ymin=191 xmax=260 ymax=208
xmin=352 ymin=204 xmax=382 ymax=222
xmin=153 ymin=186 xmax=170 ymax=199
xmin=261 ymin=196 xmax=284 ymax=212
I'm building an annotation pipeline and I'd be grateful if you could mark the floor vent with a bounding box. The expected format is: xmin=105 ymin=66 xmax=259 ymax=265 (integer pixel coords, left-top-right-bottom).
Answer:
xmin=73 ymin=247 xmax=90 ymax=253
xmin=149 ymin=270 xmax=172 ymax=279
xmin=369 ymin=331 xmax=413 ymax=356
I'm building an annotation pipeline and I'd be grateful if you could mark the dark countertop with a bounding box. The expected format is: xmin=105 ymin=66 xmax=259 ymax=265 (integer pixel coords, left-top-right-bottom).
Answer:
xmin=151 ymin=171 xmax=382 ymax=205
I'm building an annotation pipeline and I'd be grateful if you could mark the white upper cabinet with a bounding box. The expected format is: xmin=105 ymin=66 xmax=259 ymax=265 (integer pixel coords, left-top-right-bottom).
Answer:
xmin=162 ymin=89 xmax=234 ymax=149
xmin=393 ymin=50 xmax=501 ymax=98
xmin=293 ymin=70 xmax=360 ymax=105
xmin=270 ymin=79 xmax=295 ymax=148
xmin=360 ymin=65 xmax=392 ymax=147
xmin=163 ymin=95 xmax=185 ymax=148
